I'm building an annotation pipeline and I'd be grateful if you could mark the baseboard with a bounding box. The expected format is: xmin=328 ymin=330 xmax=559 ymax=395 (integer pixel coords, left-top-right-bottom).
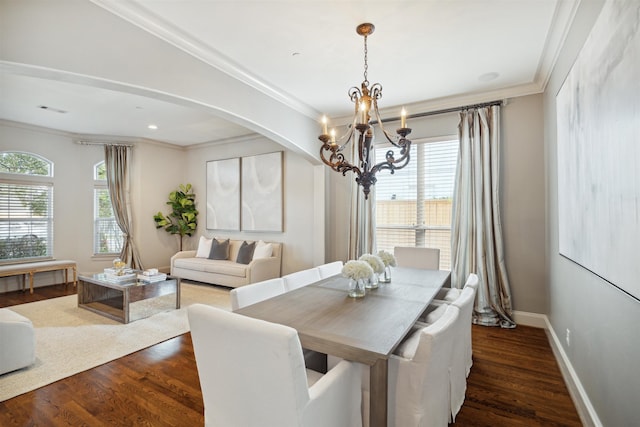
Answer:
xmin=514 ymin=310 xmax=602 ymax=427
xmin=512 ymin=310 xmax=547 ymax=327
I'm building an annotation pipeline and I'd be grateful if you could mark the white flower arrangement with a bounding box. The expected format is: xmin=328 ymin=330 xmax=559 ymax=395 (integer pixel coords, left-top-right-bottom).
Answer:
xmin=359 ymin=254 xmax=385 ymax=274
xmin=377 ymin=250 xmax=397 ymax=267
xmin=342 ymin=260 xmax=374 ymax=280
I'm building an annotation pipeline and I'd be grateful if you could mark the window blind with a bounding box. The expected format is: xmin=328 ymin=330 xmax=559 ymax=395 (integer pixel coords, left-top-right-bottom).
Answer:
xmin=94 ymin=188 xmax=123 ymax=255
xmin=375 ymin=138 xmax=458 ymax=270
xmin=0 ymin=182 xmax=53 ymax=261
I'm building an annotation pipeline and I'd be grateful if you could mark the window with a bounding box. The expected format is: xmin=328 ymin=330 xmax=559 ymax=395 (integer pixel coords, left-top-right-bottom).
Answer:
xmin=374 ymin=137 xmax=458 ymax=270
xmin=0 ymin=152 xmax=54 ymax=262
xmin=94 ymin=162 xmax=123 ymax=255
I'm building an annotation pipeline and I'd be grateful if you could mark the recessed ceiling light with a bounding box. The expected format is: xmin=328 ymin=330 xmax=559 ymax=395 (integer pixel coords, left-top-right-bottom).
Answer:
xmin=478 ymin=72 xmax=499 ymax=82
xmin=148 ymin=124 xmax=158 ymax=130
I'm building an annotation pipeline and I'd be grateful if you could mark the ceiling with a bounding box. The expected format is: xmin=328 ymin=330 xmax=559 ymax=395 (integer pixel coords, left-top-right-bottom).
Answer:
xmin=0 ymin=0 xmax=578 ymax=146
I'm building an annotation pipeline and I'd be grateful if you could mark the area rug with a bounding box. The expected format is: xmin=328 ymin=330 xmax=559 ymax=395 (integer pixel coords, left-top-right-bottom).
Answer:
xmin=0 ymin=282 xmax=230 ymax=401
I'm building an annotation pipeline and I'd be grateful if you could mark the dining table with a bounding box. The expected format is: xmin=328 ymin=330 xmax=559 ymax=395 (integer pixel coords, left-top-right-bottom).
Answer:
xmin=235 ymin=267 xmax=451 ymax=427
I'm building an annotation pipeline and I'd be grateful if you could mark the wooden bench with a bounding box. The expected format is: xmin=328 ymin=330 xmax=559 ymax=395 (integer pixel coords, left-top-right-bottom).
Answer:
xmin=0 ymin=260 xmax=77 ymax=294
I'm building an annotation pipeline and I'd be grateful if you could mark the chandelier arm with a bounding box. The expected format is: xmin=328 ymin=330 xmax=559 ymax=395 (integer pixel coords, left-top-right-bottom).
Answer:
xmin=369 ymin=86 xmax=408 ymax=147
xmin=319 ymin=143 xmax=362 ymax=177
xmin=334 ymin=125 xmax=355 ymax=151
xmin=370 ymin=150 xmax=411 ymax=176
xmin=349 ymin=86 xmax=362 ymax=104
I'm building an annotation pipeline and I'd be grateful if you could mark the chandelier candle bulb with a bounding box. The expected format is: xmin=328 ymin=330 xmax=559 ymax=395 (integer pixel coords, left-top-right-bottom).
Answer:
xmin=401 ymin=108 xmax=407 ymax=128
xmin=330 ymin=129 xmax=336 ymax=144
xmin=321 ymin=115 xmax=328 ymax=135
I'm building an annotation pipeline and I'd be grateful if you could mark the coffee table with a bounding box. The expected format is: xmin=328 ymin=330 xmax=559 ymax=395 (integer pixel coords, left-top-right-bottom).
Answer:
xmin=77 ymin=273 xmax=181 ymax=323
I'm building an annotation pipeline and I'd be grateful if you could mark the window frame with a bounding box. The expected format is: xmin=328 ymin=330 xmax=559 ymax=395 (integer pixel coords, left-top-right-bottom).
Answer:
xmin=93 ymin=161 xmax=123 ymax=256
xmin=374 ymin=135 xmax=458 ymax=270
xmin=0 ymin=151 xmax=54 ymax=263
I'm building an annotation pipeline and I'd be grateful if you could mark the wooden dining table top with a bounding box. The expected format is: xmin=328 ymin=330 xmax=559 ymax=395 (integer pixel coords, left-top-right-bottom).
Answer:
xmin=235 ymin=267 xmax=451 ymax=365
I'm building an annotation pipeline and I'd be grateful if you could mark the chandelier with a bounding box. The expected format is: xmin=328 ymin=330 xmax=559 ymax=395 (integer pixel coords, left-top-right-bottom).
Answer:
xmin=318 ymin=23 xmax=412 ymax=199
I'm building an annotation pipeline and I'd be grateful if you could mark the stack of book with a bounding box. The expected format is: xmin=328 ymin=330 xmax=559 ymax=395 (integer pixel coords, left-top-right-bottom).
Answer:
xmin=137 ymin=268 xmax=167 ymax=283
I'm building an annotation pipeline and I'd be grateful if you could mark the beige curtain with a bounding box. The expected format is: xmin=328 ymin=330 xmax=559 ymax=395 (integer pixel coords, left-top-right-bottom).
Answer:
xmin=104 ymin=144 xmax=143 ymax=270
xmin=347 ymin=138 xmax=376 ymax=260
xmin=451 ymin=105 xmax=515 ymax=328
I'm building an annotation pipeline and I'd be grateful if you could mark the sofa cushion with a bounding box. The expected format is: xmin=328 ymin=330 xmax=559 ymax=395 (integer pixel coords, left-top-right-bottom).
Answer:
xmin=174 ymin=258 xmax=248 ymax=278
xmin=196 ymin=236 xmax=213 ymax=258
xmin=253 ymin=240 xmax=273 ymax=259
xmin=209 ymin=238 xmax=230 ymax=260
xmin=236 ymin=241 xmax=256 ymax=264
xmin=202 ymin=260 xmax=248 ymax=277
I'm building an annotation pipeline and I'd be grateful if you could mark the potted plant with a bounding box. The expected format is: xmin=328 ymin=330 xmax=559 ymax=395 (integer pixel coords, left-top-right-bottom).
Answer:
xmin=153 ymin=183 xmax=198 ymax=251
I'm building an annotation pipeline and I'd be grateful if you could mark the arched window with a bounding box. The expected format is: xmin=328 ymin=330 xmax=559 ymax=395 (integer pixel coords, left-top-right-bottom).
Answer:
xmin=0 ymin=151 xmax=54 ymax=261
xmin=94 ymin=161 xmax=123 ymax=255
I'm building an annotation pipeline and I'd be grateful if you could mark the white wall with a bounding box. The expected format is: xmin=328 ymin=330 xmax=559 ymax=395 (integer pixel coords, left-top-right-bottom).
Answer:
xmin=182 ymin=137 xmax=323 ymax=276
xmin=544 ymin=0 xmax=640 ymax=425
xmin=325 ymin=95 xmax=548 ymax=314
xmin=0 ymin=121 xmax=185 ymax=291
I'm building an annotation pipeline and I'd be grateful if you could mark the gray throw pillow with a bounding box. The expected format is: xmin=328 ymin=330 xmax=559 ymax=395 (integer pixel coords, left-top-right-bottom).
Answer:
xmin=236 ymin=241 xmax=256 ymax=265
xmin=208 ymin=238 xmax=230 ymax=260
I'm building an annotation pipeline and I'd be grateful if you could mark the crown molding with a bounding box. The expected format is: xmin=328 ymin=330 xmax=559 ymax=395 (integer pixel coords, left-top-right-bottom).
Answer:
xmin=331 ymin=81 xmax=545 ymax=124
xmin=535 ymin=0 xmax=582 ymax=92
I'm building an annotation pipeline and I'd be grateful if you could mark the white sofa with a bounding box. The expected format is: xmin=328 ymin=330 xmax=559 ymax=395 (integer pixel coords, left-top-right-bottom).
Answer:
xmin=171 ymin=239 xmax=282 ymax=288
xmin=0 ymin=308 xmax=35 ymax=375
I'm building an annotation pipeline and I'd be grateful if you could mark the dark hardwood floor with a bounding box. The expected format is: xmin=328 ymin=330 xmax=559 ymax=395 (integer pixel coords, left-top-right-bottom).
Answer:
xmin=0 ymin=285 xmax=582 ymax=426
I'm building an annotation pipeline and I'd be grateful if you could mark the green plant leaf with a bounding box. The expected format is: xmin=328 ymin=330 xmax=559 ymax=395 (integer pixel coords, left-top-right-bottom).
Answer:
xmin=153 ymin=184 xmax=198 ymax=243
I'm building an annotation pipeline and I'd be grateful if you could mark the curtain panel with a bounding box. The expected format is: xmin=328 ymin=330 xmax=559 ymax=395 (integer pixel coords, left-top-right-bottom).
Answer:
xmin=104 ymin=144 xmax=144 ymax=270
xmin=348 ymin=138 xmax=376 ymax=260
xmin=451 ymin=105 xmax=515 ymax=328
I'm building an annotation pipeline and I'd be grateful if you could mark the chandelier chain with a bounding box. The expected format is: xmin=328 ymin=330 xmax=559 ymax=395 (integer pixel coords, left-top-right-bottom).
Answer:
xmin=363 ymin=35 xmax=369 ymax=86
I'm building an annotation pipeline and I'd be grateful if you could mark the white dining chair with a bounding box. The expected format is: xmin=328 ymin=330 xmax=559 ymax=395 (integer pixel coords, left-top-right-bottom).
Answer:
xmin=317 ymin=261 xmax=343 ymax=279
xmin=229 ymin=278 xmax=286 ymax=311
xmin=432 ymin=270 xmax=480 ymax=304
xmin=282 ymin=268 xmax=322 ymax=292
xmin=188 ymin=304 xmax=362 ymax=427
xmin=231 ymin=277 xmax=326 ymax=372
xmin=394 ymin=246 xmax=440 ymax=270
xmin=416 ymin=274 xmax=478 ymax=421
xmin=447 ymin=283 xmax=476 ymax=420
xmin=356 ymin=304 xmax=460 ymax=427
xmin=421 ymin=272 xmax=479 ymax=323
xmin=451 ymin=275 xmax=478 ymax=377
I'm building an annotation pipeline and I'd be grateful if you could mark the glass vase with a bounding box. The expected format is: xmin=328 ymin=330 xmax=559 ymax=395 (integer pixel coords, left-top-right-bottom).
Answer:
xmin=365 ymin=274 xmax=379 ymax=289
xmin=348 ymin=278 xmax=366 ymax=298
xmin=379 ymin=266 xmax=392 ymax=283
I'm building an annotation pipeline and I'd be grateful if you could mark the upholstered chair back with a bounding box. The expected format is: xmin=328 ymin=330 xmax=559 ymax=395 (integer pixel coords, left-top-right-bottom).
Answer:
xmin=188 ymin=304 xmax=362 ymax=427
xmin=230 ymin=277 xmax=286 ymax=310
xmin=188 ymin=304 xmax=311 ymax=426
xmin=282 ymin=268 xmax=322 ymax=292
xmin=394 ymin=246 xmax=440 ymax=270
xmin=317 ymin=261 xmax=344 ymax=279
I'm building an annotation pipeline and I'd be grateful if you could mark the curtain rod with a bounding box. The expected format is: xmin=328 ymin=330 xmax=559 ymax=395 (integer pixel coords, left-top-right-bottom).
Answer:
xmin=373 ymin=99 xmax=504 ymax=125
xmin=75 ymin=140 xmax=134 ymax=147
